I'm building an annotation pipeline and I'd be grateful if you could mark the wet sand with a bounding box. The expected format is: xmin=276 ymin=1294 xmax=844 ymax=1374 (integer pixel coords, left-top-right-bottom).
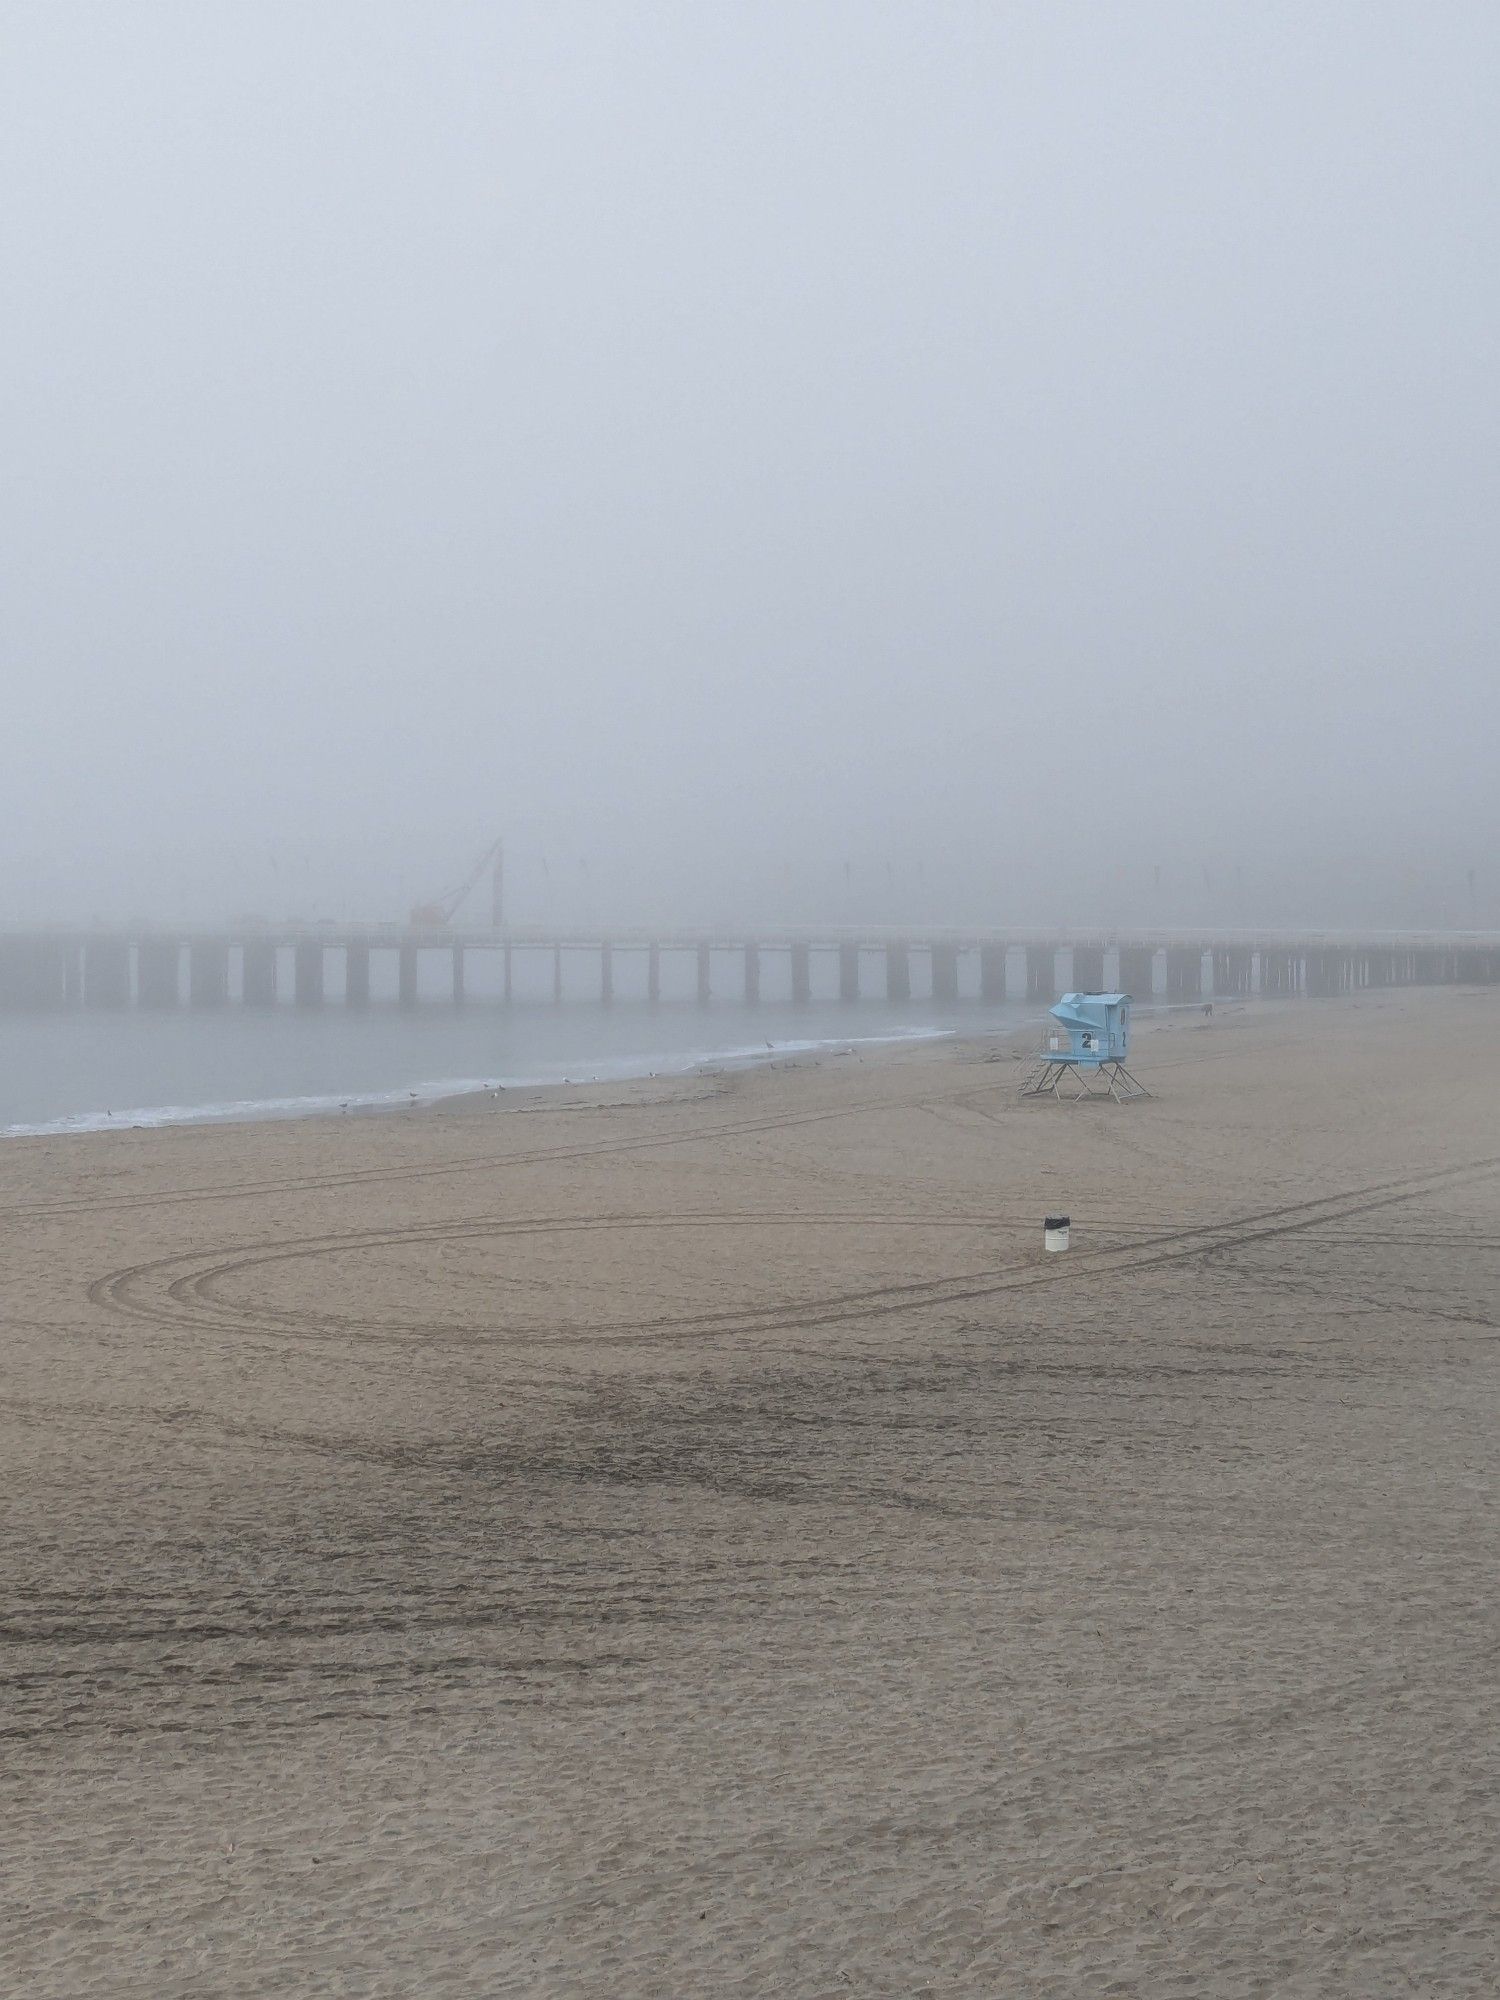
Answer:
xmin=3 ymin=991 xmax=1499 ymax=1997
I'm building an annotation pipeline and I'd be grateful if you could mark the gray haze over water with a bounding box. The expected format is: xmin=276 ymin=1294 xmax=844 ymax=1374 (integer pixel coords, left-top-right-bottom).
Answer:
xmin=4 ymin=3 xmax=1498 ymax=937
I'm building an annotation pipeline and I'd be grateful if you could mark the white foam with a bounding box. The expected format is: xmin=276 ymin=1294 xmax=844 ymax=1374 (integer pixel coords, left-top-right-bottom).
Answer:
xmin=0 ymin=1025 xmax=955 ymax=1140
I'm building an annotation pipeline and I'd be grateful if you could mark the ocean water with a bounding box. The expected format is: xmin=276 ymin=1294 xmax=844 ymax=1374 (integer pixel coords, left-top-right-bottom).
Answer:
xmin=0 ymin=998 xmax=1034 ymax=1138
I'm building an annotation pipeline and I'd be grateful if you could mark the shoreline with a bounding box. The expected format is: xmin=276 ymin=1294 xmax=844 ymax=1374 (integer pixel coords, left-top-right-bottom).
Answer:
xmin=0 ymin=994 xmax=1319 ymax=1145
xmin=0 ymin=993 xmax=1269 ymax=1145
xmin=0 ymin=1017 xmax=975 ymax=1143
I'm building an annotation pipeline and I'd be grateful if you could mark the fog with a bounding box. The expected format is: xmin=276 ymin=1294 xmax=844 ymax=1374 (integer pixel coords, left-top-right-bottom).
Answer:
xmin=3 ymin=3 xmax=1497 ymax=934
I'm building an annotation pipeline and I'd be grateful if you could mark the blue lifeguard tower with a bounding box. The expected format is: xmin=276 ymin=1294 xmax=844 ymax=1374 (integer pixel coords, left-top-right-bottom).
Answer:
xmin=1020 ymin=992 xmax=1149 ymax=1101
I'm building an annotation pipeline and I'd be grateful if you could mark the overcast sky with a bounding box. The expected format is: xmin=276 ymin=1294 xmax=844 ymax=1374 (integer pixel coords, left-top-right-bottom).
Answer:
xmin=3 ymin=3 xmax=1496 ymax=929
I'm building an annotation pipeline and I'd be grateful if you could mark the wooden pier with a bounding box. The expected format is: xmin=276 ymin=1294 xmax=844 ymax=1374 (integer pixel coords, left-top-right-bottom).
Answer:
xmin=2 ymin=926 xmax=1498 ymax=1012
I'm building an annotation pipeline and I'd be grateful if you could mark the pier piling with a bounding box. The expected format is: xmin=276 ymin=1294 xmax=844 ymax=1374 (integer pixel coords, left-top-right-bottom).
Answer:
xmin=242 ymin=941 xmax=278 ymax=1006
xmin=1212 ymin=947 xmax=1252 ymax=997
xmin=1117 ymin=946 xmax=1155 ymax=1001
xmin=979 ymin=943 xmax=1006 ymax=1003
xmin=1025 ymin=945 xmax=1055 ymax=1003
xmin=1071 ymin=946 xmax=1104 ymax=993
xmin=887 ymin=941 xmax=911 ymax=1003
xmin=839 ymin=942 xmax=860 ymax=1003
xmin=294 ymin=941 xmax=324 ymax=1009
xmin=83 ymin=940 xmax=130 ymax=1010
xmin=1165 ymin=948 xmax=1203 ymax=999
xmin=1261 ymin=949 xmax=1300 ymax=997
xmin=345 ymin=940 xmax=370 ymax=1010
xmin=190 ymin=941 xmax=229 ymax=1009
xmin=138 ymin=940 xmax=181 ymax=1009
xmin=791 ymin=942 xmax=811 ymax=1005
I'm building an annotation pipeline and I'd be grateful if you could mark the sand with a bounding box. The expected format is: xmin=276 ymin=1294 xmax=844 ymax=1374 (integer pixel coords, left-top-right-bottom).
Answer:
xmin=2 ymin=990 xmax=1498 ymax=1997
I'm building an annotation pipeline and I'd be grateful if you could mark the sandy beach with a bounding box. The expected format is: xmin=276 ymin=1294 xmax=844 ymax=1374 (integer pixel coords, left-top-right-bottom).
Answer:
xmin=3 ymin=990 xmax=1498 ymax=1997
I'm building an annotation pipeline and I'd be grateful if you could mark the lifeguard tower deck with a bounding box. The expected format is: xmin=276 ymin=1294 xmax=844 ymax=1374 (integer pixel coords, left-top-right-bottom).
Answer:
xmin=1020 ymin=991 xmax=1149 ymax=1102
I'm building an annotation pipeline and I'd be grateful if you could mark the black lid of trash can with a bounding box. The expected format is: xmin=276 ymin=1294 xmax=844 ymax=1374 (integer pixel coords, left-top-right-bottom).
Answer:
xmin=1044 ymin=1215 xmax=1070 ymax=1230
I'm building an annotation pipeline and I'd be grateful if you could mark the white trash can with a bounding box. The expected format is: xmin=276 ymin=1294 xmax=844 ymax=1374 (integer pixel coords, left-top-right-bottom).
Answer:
xmin=1044 ymin=1214 xmax=1071 ymax=1253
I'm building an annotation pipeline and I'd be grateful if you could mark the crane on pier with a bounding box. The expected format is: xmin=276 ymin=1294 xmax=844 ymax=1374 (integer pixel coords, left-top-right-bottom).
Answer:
xmin=409 ymin=837 xmax=504 ymax=931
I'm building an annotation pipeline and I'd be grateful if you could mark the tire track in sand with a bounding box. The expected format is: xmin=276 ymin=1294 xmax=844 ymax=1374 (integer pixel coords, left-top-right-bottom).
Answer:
xmin=8 ymin=1072 xmax=1005 ymax=1226
xmin=86 ymin=1153 xmax=1500 ymax=1353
